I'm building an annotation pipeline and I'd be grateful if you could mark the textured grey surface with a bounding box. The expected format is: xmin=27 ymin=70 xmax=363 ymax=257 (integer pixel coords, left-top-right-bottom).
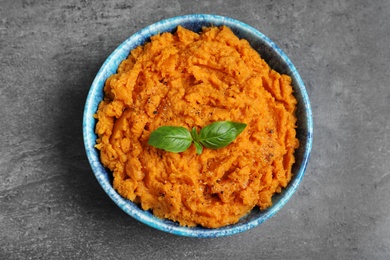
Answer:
xmin=1 ymin=0 xmax=389 ymax=259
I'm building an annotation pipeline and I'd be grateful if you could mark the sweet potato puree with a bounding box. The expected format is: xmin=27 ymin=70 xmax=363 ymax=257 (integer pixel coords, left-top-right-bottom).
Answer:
xmin=94 ymin=26 xmax=299 ymax=228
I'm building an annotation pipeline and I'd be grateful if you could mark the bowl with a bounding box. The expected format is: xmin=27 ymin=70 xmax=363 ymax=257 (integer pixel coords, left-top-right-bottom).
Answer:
xmin=83 ymin=14 xmax=313 ymax=238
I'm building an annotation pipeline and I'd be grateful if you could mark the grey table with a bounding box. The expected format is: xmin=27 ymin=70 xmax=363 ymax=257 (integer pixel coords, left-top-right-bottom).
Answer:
xmin=1 ymin=0 xmax=389 ymax=259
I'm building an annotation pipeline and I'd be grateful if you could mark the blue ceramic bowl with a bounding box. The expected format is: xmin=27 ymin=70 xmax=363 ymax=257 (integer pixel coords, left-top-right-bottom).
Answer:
xmin=83 ymin=14 xmax=313 ymax=238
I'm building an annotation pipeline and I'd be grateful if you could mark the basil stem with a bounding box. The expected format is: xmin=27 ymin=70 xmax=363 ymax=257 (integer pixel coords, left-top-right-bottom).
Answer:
xmin=191 ymin=127 xmax=203 ymax=155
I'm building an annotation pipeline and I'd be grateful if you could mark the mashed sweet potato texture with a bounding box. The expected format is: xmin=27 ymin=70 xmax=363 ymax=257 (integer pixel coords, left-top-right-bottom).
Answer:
xmin=95 ymin=26 xmax=299 ymax=228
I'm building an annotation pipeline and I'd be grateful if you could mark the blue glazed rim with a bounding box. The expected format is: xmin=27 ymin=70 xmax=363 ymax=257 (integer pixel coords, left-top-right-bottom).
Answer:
xmin=83 ymin=14 xmax=313 ymax=238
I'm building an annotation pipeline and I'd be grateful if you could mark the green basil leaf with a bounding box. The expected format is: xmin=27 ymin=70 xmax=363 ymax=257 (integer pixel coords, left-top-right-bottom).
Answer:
xmin=148 ymin=126 xmax=192 ymax=153
xmin=199 ymin=121 xmax=246 ymax=149
xmin=230 ymin=121 xmax=247 ymax=136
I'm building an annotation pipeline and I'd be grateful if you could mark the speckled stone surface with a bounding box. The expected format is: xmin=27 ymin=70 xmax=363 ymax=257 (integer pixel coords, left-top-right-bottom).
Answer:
xmin=1 ymin=0 xmax=389 ymax=259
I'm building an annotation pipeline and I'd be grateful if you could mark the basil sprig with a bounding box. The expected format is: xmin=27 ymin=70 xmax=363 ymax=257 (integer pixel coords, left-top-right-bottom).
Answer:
xmin=148 ymin=121 xmax=246 ymax=154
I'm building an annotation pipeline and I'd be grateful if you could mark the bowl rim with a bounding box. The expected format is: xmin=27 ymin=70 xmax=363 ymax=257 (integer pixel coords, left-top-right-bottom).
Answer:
xmin=83 ymin=14 xmax=313 ymax=238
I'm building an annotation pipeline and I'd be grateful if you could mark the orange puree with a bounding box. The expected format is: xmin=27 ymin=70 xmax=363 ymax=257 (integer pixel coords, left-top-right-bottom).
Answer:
xmin=94 ymin=26 xmax=299 ymax=228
